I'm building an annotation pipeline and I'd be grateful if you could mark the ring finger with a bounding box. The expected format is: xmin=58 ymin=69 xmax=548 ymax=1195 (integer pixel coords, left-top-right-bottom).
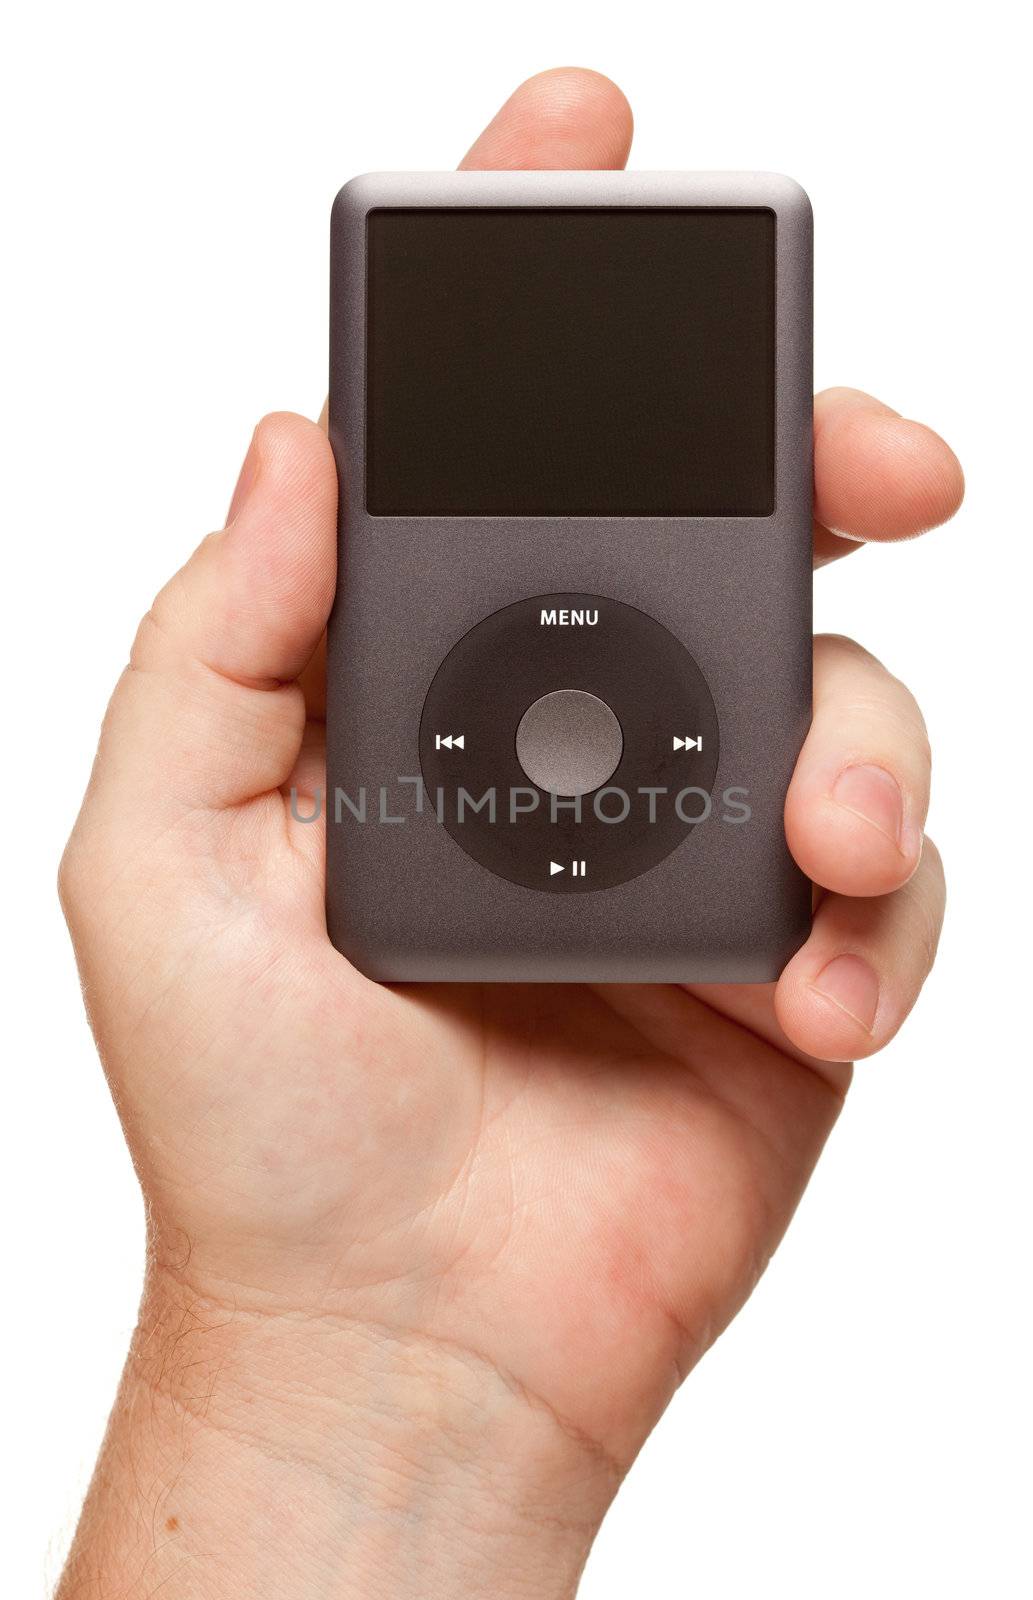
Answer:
xmin=786 ymin=633 xmax=932 ymax=899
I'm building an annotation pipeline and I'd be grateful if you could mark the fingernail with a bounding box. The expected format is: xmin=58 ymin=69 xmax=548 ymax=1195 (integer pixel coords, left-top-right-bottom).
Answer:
xmin=227 ymin=430 xmax=260 ymax=524
xmin=812 ymin=953 xmax=880 ymax=1034
xmin=831 ymin=764 xmax=914 ymax=854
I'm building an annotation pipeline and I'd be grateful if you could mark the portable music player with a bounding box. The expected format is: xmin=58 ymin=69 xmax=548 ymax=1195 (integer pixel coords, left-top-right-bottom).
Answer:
xmin=326 ymin=172 xmax=812 ymax=982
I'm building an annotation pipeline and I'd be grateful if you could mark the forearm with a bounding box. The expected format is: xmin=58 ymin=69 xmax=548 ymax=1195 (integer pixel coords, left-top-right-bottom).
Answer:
xmin=58 ymin=1272 xmax=620 ymax=1600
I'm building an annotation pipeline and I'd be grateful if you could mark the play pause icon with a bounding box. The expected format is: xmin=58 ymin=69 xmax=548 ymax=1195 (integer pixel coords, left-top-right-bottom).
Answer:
xmin=550 ymin=860 xmax=586 ymax=877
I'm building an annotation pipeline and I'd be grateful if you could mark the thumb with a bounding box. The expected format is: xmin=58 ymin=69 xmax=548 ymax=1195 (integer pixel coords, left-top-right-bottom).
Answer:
xmin=81 ymin=412 xmax=336 ymax=826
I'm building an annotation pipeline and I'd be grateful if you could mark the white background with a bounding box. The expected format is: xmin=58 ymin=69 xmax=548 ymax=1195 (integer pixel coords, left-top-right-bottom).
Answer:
xmin=3 ymin=1 xmax=1029 ymax=1594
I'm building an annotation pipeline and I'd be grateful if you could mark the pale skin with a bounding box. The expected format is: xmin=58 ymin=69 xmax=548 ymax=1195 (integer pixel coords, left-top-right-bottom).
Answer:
xmin=58 ymin=68 xmax=963 ymax=1600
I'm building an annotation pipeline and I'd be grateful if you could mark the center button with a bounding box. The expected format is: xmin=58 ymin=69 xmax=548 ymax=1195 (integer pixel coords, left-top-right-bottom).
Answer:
xmin=515 ymin=690 xmax=624 ymax=798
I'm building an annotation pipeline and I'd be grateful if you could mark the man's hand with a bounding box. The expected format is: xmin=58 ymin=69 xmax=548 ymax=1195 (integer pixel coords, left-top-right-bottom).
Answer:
xmin=58 ymin=68 xmax=963 ymax=1600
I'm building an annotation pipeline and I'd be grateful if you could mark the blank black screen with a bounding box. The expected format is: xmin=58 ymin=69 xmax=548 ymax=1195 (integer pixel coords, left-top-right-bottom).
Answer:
xmin=366 ymin=208 xmax=775 ymax=516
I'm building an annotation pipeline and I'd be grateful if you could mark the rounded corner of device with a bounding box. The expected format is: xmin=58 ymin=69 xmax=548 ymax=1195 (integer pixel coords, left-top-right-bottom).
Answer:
xmin=327 ymin=924 xmax=390 ymax=984
xmin=331 ymin=173 xmax=384 ymax=227
xmin=770 ymin=913 xmax=813 ymax=981
xmin=762 ymin=173 xmax=813 ymax=224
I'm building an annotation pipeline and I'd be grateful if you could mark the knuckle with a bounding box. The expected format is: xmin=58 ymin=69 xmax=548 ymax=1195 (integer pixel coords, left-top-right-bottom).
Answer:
xmin=918 ymin=836 xmax=947 ymax=916
xmin=57 ymin=823 xmax=91 ymax=919
xmin=813 ymin=632 xmax=881 ymax=673
xmin=904 ymin=841 xmax=946 ymax=972
xmin=128 ymin=535 xmax=220 ymax=676
xmin=885 ymin=667 xmax=931 ymax=749
xmin=814 ymin=642 xmax=934 ymax=789
xmin=128 ymin=602 xmax=171 ymax=673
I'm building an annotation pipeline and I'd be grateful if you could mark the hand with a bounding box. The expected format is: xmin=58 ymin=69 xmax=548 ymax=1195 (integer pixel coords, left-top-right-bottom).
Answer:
xmin=58 ymin=68 xmax=963 ymax=1600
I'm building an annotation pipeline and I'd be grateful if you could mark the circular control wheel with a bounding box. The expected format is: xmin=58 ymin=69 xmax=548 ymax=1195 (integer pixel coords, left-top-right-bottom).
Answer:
xmin=419 ymin=593 xmax=719 ymax=892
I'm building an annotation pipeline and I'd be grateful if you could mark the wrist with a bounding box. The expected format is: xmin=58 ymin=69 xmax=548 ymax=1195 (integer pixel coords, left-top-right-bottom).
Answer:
xmin=61 ymin=1268 xmax=620 ymax=1600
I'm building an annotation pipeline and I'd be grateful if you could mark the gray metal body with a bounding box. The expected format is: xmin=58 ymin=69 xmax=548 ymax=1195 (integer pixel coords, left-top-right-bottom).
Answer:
xmin=327 ymin=171 xmax=813 ymax=982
